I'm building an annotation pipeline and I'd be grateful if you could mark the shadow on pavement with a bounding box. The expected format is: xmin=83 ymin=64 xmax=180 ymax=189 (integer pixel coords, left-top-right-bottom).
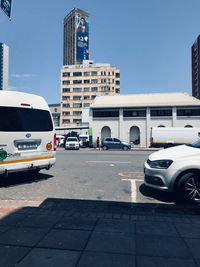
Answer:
xmin=0 ymin=172 xmax=53 ymax=188
xmin=0 ymin=198 xmax=199 ymax=266
xmin=139 ymin=183 xmax=176 ymax=203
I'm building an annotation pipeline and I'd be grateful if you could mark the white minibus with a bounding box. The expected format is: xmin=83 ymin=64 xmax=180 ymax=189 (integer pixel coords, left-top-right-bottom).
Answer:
xmin=0 ymin=91 xmax=56 ymax=176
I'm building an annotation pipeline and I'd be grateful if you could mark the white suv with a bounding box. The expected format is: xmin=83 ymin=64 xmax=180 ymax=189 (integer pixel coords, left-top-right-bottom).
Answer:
xmin=144 ymin=140 xmax=200 ymax=204
xmin=65 ymin=137 xmax=80 ymax=150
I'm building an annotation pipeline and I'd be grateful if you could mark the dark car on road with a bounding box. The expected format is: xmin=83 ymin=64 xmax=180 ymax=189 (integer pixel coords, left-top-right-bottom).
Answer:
xmin=101 ymin=138 xmax=131 ymax=150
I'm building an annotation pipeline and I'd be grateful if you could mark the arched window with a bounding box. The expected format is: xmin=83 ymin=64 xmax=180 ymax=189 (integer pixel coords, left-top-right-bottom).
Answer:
xmin=184 ymin=125 xmax=193 ymax=128
xmin=130 ymin=126 xmax=140 ymax=145
xmin=101 ymin=126 xmax=111 ymax=140
xmin=157 ymin=125 xmax=165 ymax=127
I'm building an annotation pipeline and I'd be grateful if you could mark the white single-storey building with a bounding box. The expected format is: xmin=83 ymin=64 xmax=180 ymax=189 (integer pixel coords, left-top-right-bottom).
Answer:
xmin=84 ymin=92 xmax=200 ymax=147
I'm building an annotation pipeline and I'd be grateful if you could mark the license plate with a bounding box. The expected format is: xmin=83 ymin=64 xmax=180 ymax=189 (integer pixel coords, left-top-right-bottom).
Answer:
xmin=18 ymin=144 xmax=37 ymax=150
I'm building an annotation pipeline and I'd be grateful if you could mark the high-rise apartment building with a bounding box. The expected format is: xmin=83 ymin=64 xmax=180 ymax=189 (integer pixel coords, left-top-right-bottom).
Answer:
xmin=192 ymin=35 xmax=200 ymax=99
xmin=0 ymin=43 xmax=9 ymax=90
xmin=63 ymin=8 xmax=90 ymax=65
xmin=60 ymin=60 xmax=120 ymax=127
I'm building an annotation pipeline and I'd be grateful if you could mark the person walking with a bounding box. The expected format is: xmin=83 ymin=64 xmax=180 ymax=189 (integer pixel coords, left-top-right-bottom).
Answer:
xmin=96 ymin=137 xmax=100 ymax=150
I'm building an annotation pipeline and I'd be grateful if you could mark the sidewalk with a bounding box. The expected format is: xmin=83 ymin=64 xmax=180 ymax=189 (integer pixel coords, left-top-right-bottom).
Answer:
xmin=0 ymin=198 xmax=199 ymax=267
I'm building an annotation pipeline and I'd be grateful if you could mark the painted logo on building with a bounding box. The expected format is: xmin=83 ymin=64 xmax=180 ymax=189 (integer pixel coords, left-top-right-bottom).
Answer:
xmin=76 ymin=14 xmax=89 ymax=62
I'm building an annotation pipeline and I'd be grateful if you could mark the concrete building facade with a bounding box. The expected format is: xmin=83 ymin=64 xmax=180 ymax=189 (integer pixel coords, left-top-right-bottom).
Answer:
xmin=87 ymin=93 xmax=200 ymax=147
xmin=63 ymin=8 xmax=90 ymax=65
xmin=60 ymin=60 xmax=120 ymax=127
xmin=0 ymin=43 xmax=9 ymax=90
xmin=192 ymin=35 xmax=200 ymax=99
xmin=48 ymin=103 xmax=61 ymax=127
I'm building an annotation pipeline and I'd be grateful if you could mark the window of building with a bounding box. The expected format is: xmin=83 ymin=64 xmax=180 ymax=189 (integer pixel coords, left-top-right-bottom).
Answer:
xmin=84 ymin=72 xmax=90 ymax=76
xmin=73 ymin=80 xmax=82 ymax=84
xmin=73 ymin=72 xmax=82 ymax=77
xmin=84 ymin=103 xmax=90 ymax=107
xmin=92 ymin=87 xmax=98 ymax=92
xmin=177 ymin=109 xmax=200 ymax=116
xmin=73 ymin=88 xmax=82 ymax=92
xmin=73 ymin=103 xmax=82 ymax=108
xmin=62 ymin=111 xmax=70 ymax=116
xmin=73 ymin=111 xmax=82 ymax=116
xmin=62 ymin=72 xmax=70 ymax=77
xmin=150 ymin=109 xmax=172 ymax=117
xmin=91 ymin=71 xmax=97 ymax=76
xmin=62 ymin=96 xmax=70 ymax=100
xmin=91 ymin=95 xmax=96 ymax=99
xmin=91 ymin=79 xmax=98 ymax=84
xmin=116 ymin=88 xmax=120 ymax=93
xmin=73 ymin=119 xmax=81 ymax=124
xmin=123 ymin=110 xmax=146 ymax=117
xmin=62 ymin=103 xmax=70 ymax=108
xmin=84 ymin=87 xmax=90 ymax=92
xmin=63 ymin=80 xmax=70 ymax=85
xmin=62 ymin=119 xmax=70 ymax=124
xmin=84 ymin=95 xmax=90 ymax=100
xmin=93 ymin=109 xmax=119 ymax=118
xmin=73 ymin=96 xmax=82 ymax=100
xmin=185 ymin=125 xmax=193 ymax=128
xmin=63 ymin=88 xmax=70 ymax=92
xmin=84 ymin=80 xmax=90 ymax=84
xmin=116 ymin=73 xmax=120 ymax=78
xmin=116 ymin=81 xmax=120 ymax=85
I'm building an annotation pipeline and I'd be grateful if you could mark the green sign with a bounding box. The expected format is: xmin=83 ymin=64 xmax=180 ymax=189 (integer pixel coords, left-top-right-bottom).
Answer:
xmin=0 ymin=150 xmax=7 ymax=160
xmin=89 ymin=127 xmax=93 ymax=136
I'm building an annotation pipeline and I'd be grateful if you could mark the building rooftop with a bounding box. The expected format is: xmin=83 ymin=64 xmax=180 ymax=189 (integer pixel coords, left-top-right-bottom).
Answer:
xmin=90 ymin=92 xmax=200 ymax=108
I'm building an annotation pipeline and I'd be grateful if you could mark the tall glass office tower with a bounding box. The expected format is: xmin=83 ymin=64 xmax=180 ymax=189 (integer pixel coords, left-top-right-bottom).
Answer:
xmin=63 ymin=8 xmax=90 ymax=66
xmin=0 ymin=43 xmax=9 ymax=90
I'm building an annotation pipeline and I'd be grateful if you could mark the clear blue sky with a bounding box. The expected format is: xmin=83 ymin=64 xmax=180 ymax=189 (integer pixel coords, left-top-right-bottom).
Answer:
xmin=0 ymin=0 xmax=200 ymax=104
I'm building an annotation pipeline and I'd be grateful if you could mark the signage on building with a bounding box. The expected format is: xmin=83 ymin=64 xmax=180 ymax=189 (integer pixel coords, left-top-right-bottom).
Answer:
xmin=76 ymin=13 xmax=89 ymax=62
xmin=0 ymin=0 xmax=12 ymax=19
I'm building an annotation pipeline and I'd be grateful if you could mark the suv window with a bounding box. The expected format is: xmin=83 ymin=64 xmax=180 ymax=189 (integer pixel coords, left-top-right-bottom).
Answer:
xmin=0 ymin=106 xmax=53 ymax=132
xmin=113 ymin=138 xmax=120 ymax=142
xmin=67 ymin=137 xmax=78 ymax=142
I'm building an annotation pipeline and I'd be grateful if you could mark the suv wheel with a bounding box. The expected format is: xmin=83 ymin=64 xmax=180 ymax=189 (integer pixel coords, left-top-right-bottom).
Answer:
xmin=122 ymin=146 xmax=128 ymax=151
xmin=177 ymin=172 xmax=200 ymax=204
xmin=102 ymin=145 xmax=108 ymax=150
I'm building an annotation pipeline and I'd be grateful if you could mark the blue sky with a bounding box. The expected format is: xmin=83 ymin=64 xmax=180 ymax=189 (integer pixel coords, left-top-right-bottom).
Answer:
xmin=0 ymin=0 xmax=200 ymax=104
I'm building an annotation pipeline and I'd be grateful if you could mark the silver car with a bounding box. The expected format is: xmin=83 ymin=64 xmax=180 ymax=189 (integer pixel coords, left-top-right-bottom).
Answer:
xmin=144 ymin=140 xmax=200 ymax=204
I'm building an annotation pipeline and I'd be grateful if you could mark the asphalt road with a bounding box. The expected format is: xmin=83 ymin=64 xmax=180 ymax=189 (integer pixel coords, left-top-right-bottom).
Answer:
xmin=0 ymin=149 xmax=176 ymax=205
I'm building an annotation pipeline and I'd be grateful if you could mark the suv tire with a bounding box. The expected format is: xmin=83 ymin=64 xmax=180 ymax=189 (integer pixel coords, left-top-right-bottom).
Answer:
xmin=122 ymin=146 xmax=128 ymax=151
xmin=102 ymin=145 xmax=108 ymax=150
xmin=177 ymin=172 xmax=200 ymax=204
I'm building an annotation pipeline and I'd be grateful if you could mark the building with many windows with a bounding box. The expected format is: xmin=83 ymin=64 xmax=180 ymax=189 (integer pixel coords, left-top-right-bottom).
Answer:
xmin=63 ymin=8 xmax=90 ymax=65
xmin=192 ymin=35 xmax=200 ymax=99
xmin=60 ymin=60 xmax=120 ymax=127
xmin=0 ymin=43 xmax=9 ymax=90
xmin=86 ymin=92 xmax=200 ymax=147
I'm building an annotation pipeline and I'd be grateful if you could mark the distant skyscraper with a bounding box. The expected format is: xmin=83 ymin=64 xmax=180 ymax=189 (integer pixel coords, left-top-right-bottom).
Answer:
xmin=192 ymin=35 xmax=200 ymax=99
xmin=0 ymin=43 xmax=9 ymax=90
xmin=63 ymin=8 xmax=90 ymax=65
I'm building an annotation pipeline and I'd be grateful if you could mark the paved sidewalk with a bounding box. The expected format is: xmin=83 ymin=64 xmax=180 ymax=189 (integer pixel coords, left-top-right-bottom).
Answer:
xmin=0 ymin=198 xmax=199 ymax=267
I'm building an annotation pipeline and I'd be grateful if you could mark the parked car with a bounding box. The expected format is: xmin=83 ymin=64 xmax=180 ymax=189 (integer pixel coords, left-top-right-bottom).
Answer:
xmin=65 ymin=137 xmax=80 ymax=150
xmin=79 ymin=134 xmax=89 ymax=148
xmin=144 ymin=140 xmax=200 ymax=204
xmin=56 ymin=135 xmax=65 ymax=147
xmin=101 ymin=138 xmax=131 ymax=150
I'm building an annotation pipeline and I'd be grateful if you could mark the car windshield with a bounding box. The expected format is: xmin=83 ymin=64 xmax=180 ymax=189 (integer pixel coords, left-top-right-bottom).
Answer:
xmin=67 ymin=138 xmax=78 ymax=141
xmin=187 ymin=140 xmax=200 ymax=148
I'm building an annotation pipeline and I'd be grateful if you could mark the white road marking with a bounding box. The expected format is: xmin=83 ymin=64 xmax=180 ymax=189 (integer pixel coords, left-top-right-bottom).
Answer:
xmin=122 ymin=178 xmax=141 ymax=203
xmin=86 ymin=161 xmax=131 ymax=164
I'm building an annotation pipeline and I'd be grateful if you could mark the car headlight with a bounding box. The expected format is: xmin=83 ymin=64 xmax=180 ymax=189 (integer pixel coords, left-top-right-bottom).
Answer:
xmin=148 ymin=159 xmax=173 ymax=169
